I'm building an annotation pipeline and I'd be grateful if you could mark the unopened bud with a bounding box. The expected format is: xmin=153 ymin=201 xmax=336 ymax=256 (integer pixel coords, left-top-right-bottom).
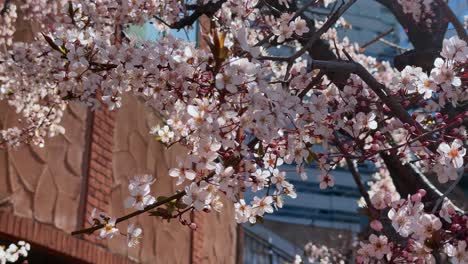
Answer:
xmin=370 ymin=220 xmax=383 ymax=231
xmin=411 ymin=193 xmax=422 ymax=203
xmin=418 ymin=189 xmax=426 ymax=197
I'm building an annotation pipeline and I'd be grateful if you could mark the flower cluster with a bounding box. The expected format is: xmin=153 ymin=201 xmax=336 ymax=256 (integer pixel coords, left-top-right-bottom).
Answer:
xmin=88 ymin=175 xmax=159 ymax=245
xmin=303 ymin=242 xmax=346 ymax=264
xmin=0 ymin=241 xmax=30 ymax=264
xmin=397 ymin=0 xmax=435 ymax=25
xmin=0 ymin=1 xmax=467 ymax=261
xmin=124 ymin=174 xmax=156 ymax=210
xmin=357 ymin=190 xmax=468 ymax=263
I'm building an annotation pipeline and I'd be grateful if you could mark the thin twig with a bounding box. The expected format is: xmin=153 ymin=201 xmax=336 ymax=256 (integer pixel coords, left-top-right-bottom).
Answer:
xmin=360 ymin=28 xmax=394 ymax=51
xmin=378 ymin=38 xmax=410 ymax=52
xmin=334 ymin=134 xmax=374 ymax=211
xmin=71 ymin=191 xmax=186 ymax=236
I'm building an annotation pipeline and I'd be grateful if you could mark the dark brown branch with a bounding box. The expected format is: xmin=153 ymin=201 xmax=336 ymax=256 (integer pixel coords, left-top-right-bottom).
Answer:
xmin=434 ymin=0 xmax=468 ymax=42
xmin=168 ymin=0 xmax=227 ymax=30
xmin=334 ymin=135 xmax=374 ymax=211
xmin=0 ymin=0 xmax=12 ymax=15
xmin=308 ymin=59 xmax=426 ymax=134
xmin=381 ymin=152 xmax=464 ymax=212
xmin=374 ymin=0 xmax=448 ymax=51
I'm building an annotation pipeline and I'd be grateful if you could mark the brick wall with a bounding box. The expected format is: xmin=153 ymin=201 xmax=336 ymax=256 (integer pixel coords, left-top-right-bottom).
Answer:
xmin=0 ymin=211 xmax=134 ymax=264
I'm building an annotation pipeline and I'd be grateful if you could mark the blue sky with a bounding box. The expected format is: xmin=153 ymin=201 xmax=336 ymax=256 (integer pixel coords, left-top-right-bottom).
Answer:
xmin=124 ymin=21 xmax=198 ymax=42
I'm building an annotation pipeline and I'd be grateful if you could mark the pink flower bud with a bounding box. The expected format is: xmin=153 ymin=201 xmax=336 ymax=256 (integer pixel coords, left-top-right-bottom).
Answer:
xmin=370 ymin=220 xmax=383 ymax=231
xmin=411 ymin=193 xmax=422 ymax=203
xmin=417 ymin=189 xmax=426 ymax=197
xmin=189 ymin=223 xmax=197 ymax=230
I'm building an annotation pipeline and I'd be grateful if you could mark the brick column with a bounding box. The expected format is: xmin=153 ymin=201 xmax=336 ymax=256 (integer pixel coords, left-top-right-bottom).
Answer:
xmin=81 ymin=108 xmax=116 ymax=244
xmin=189 ymin=14 xmax=212 ymax=264
xmin=191 ymin=212 xmax=205 ymax=264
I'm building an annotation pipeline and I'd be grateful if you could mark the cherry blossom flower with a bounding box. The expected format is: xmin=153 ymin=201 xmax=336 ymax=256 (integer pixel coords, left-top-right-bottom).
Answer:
xmin=413 ymin=213 xmax=442 ymax=241
xmin=129 ymin=175 xmax=155 ymax=191
xmin=234 ymin=199 xmax=252 ymax=223
xmin=0 ymin=241 xmax=30 ymax=264
xmin=368 ymin=234 xmax=390 ymax=260
xmin=439 ymin=198 xmax=456 ymax=223
xmin=437 ymin=139 xmax=466 ymax=169
xmin=252 ymin=196 xmax=274 ymax=216
xmin=292 ymin=17 xmax=309 ymax=36
xmin=157 ymin=125 xmax=174 ymax=143
xmin=412 ymin=241 xmax=436 ymax=264
xmin=357 ymin=243 xmax=372 ymax=264
xmin=431 ymin=58 xmax=462 ymax=87
xmin=293 ymin=255 xmax=302 ymax=264
xmin=1 ymin=0 xmax=467 ymax=258
xmin=416 ymin=73 xmax=437 ymax=99
xmin=283 ymin=182 xmax=297 ymax=198
xmin=182 ymin=182 xmax=212 ymax=211
xmin=100 ymin=218 xmax=119 ymax=239
xmin=388 ymin=207 xmax=412 ymax=237
xmin=101 ymin=95 xmax=122 ymax=110
xmin=445 ymin=241 xmax=468 ymax=264
xmin=270 ymin=169 xmax=287 ymax=190
xmin=169 ymin=159 xmax=197 ymax=184
xmin=441 ymin=36 xmax=468 ymax=63
xmin=127 ymin=224 xmax=142 ymax=247
xmin=434 ymin=163 xmax=458 ymax=183
xmin=88 ymin=208 xmax=108 ymax=225
xmin=319 ymin=174 xmax=334 ymax=189
xmin=354 ymin=112 xmax=378 ymax=131
xmin=245 ymin=169 xmax=270 ymax=192
xmin=124 ymin=185 xmax=156 ymax=210
xmin=370 ymin=220 xmax=383 ymax=232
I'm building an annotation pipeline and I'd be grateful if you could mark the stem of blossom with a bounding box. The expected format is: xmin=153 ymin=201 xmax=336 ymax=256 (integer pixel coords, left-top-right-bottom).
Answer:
xmin=333 ymin=134 xmax=374 ymax=212
xmin=434 ymin=0 xmax=468 ymax=42
xmin=297 ymin=70 xmax=325 ymax=98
